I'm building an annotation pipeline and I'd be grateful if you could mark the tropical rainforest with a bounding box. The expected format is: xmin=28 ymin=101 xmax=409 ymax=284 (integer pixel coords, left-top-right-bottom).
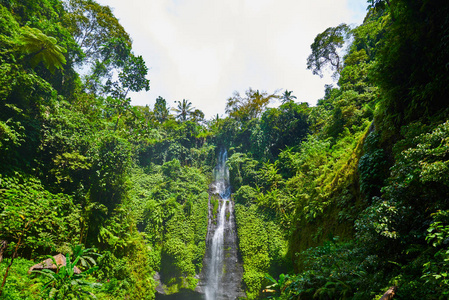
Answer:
xmin=1 ymin=0 xmax=449 ymax=299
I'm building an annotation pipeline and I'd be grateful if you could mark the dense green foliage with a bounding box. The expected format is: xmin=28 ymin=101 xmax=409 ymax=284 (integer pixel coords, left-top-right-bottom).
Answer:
xmin=1 ymin=0 xmax=449 ymax=299
xmin=259 ymin=1 xmax=449 ymax=299
xmin=0 ymin=1 xmax=211 ymax=298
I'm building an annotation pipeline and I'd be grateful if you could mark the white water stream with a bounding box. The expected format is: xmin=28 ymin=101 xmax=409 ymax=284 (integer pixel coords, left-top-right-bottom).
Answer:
xmin=205 ymin=150 xmax=231 ymax=300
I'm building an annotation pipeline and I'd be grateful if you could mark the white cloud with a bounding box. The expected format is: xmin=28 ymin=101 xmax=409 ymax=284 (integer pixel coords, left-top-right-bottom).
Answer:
xmin=97 ymin=0 xmax=367 ymax=118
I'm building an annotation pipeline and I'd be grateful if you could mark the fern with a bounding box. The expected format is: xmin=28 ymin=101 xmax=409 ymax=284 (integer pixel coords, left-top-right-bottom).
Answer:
xmin=16 ymin=26 xmax=66 ymax=73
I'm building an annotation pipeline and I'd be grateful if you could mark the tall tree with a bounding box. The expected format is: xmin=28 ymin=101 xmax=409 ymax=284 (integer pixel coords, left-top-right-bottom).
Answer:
xmin=280 ymin=90 xmax=297 ymax=104
xmin=260 ymin=102 xmax=310 ymax=159
xmin=82 ymin=36 xmax=149 ymax=131
xmin=84 ymin=38 xmax=133 ymax=95
xmin=307 ymin=23 xmax=350 ymax=79
xmin=63 ymin=0 xmax=131 ymax=63
xmin=108 ymin=54 xmax=150 ymax=131
xmin=153 ymin=96 xmax=170 ymax=123
xmin=172 ymin=99 xmax=194 ymax=122
xmin=191 ymin=109 xmax=205 ymax=124
xmin=225 ymin=88 xmax=278 ymax=122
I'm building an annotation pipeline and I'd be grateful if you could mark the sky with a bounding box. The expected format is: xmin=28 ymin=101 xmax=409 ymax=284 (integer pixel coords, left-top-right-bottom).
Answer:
xmin=97 ymin=0 xmax=367 ymax=119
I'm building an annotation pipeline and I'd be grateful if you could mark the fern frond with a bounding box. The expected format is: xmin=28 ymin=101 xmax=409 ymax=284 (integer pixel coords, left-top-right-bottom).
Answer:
xmin=16 ymin=26 xmax=66 ymax=73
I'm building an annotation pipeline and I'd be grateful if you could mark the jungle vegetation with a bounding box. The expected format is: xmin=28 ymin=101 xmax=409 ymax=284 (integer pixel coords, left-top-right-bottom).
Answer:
xmin=1 ymin=0 xmax=449 ymax=299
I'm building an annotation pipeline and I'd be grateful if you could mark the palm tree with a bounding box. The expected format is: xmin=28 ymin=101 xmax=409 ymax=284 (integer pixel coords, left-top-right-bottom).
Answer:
xmin=280 ymin=90 xmax=297 ymax=104
xmin=172 ymin=99 xmax=194 ymax=121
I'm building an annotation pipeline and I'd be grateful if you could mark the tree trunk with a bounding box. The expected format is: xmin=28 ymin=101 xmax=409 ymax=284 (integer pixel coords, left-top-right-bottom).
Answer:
xmin=0 ymin=240 xmax=7 ymax=262
xmin=0 ymin=238 xmax=21 ymax=297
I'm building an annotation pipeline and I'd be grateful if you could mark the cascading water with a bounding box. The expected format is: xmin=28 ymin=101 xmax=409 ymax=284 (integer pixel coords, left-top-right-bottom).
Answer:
xmin=213 ymin=150 xmax=231 ymax=200
xmin=205 ymin=198 xmax=228 ymax=300
xmin=201 ymin=149 xmax=244 ymax=300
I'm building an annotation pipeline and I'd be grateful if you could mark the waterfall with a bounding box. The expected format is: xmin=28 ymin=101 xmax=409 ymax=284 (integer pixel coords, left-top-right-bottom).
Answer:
xmin=205 ymin=198 xmax=228 ymax=300
xmin=202 ymin=149 xmax=244 ymax=300
xmin=213 ymin=150 xmax=231 ymax=199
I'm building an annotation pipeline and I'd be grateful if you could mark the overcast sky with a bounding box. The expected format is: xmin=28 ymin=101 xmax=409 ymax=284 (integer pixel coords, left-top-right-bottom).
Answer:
xmin=97 ymin=0 xmax=367 ymax=119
